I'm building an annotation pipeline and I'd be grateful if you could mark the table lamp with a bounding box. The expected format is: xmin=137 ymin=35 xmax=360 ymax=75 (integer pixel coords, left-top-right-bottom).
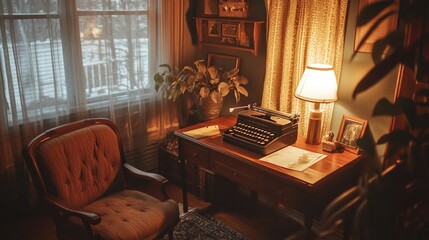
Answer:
xmin=295 ymin=64 xmax=338 ymax=145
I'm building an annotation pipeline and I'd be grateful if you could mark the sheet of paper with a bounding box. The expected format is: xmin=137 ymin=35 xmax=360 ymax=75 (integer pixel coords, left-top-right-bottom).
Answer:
xmin=260 ymin=146 xmax=326 ymax=171
xmin=183 ymin=125 xmax=220 ymax=139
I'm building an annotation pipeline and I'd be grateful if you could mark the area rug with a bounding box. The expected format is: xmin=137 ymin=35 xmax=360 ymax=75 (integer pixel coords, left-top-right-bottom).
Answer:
xmin=165 ymin=209 xmax=248 ymax=240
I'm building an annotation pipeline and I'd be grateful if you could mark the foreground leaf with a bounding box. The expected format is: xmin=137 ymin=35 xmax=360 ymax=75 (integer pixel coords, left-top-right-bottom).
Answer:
xmin=352 ymin=10 xmax=397 ymax=59
xmin=356 ymin=1 xmax=395 ymax=26
xmin=377 ymin=130 xmax=414 ymax=146
xmin=372 ymin=98 xmax=401 ymax=116
xmin=353 ymin=49 xmax=402 ymax=98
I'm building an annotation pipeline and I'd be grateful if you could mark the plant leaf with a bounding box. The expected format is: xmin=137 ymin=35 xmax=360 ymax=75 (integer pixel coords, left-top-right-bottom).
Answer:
xmin=356 ymin=1 xmax=394 ymax=26
xmin=194 ymin=60 xmax=207 ymax=74
xmin=236 ymin=85 xmax=248 ymax=97
xmin=353 ymin=48 xmax=402 ymax=99
xmin=377 ymin=130 xmax=414 ymax=146
xmin=159 ymin=64 xmax=171 ymax=72
xmin=183 ymin=66 xmax=194 ymax=72
xmin=210 ymin=77 xmax=220 ymax=85
xmin=396 ymin=97 xmax=417 ymax=128
xmin=352 ymin=10 xmax=397 ymax=59
xmin=208 ymin=66 xmax=219 ymax=79
xmin=372 ymin=39 xmax=389 ymax=63
xmin=153 ymin=73 xmax=164 ymax=92
xmin=238 ymin=75 xmax=249 ymax=85
xmin=234 ymin=90 xmax=240 ymax=103
xmin=199 ymin=86 xmax=210 ymax=98
xmin=179 ymin=82 xmax=186 ymax=94
xmin=415 ymin=57 xmax=429 ymax=82
xmin=218 ymin=82 xmax=229 ymax=97
xmin=226 ymin=68 xmax=239 ymax=78
xmin=372 ymin=31 xmax=404 ymax=64
xmin=372 ymin=98 xmax=401 ymax=116
xmin=195 ymin=72 xmax=204 ymax=81
xmin=357 ymin=131 xmax=377 ymax=157
xmin=210 ymin=91 xmax=222 ymax=104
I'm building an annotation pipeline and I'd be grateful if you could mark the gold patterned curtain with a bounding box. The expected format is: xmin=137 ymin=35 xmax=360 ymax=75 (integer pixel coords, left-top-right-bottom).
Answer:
xmin=263 ymin=0 xmax=348 ymax=136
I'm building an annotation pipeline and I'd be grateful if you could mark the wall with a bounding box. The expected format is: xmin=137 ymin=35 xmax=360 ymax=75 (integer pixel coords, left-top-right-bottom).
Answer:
xmin=186 ymin=0 xmax=267 ymax=116
xmin=331 ymin=0 xmax=398 ymax=158
xmin=183 ymin=0 xmax=398 ymax=160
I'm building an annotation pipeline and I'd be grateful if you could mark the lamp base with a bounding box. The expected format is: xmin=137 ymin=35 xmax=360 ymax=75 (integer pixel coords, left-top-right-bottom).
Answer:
xmin=305 ymin=109 xmax=323 ymax=145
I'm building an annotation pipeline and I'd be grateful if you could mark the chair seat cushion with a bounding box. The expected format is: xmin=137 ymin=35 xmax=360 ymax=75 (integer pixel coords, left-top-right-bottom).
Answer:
xmin=81 ymin=189 xmax=179 ymax=240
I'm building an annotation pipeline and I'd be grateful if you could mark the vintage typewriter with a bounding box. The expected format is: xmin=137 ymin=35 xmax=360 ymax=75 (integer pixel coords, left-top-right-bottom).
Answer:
xmin=223 ymin=105 xmax=299 ymax=155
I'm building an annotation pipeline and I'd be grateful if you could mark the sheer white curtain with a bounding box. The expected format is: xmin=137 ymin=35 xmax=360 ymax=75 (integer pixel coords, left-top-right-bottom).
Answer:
xmin=0 ymin=0 xmax=183 ymax=217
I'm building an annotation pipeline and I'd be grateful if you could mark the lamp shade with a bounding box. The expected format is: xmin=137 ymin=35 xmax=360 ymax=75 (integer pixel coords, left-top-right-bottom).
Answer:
xmin=295 ymin=64 xmax=338 ymax=103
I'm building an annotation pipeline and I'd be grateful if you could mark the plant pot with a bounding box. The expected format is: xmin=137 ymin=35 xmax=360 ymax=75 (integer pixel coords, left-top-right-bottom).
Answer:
xmin=196 ymin=97 xmax=223 ymax=121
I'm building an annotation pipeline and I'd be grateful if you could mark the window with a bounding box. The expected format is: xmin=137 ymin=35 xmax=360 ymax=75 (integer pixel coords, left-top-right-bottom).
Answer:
xmin=0 ymin=0 xmax=153 ymax=122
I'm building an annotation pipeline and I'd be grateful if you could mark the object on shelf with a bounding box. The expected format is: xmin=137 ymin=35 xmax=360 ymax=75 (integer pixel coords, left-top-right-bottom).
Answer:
xmin=195 ymin=17 xmax=264 ymax=56
xmin=218 ymin=0 xmax=249 ymax=18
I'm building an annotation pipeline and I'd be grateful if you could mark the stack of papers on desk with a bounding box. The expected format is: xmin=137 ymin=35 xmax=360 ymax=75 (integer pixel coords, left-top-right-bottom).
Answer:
xmin=260 ymin=146 xmax=326 ymax=171
xmin=183 ymin=125 xmax=220 ymax=139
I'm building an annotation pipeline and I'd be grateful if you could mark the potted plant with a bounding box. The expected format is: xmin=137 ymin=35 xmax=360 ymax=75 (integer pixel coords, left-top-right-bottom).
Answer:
xmin=153 ymin=60 xmax=249 ymax=121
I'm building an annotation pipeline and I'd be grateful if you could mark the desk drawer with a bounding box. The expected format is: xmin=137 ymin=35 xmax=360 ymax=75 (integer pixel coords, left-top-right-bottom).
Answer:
xmin=260 ymin=175 xmax=304 ymax=208
xmin=182 ymin=141 xmax=211 ymax=169
xmin=212 ymin=153 xmax=258 ymax=189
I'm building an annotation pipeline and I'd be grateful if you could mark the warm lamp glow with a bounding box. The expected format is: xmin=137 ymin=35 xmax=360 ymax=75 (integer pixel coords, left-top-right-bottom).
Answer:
xmin=295 ymin=64 xmax=338 ymax=145
xmin=295 ymin=64 xmax=338 ymax=103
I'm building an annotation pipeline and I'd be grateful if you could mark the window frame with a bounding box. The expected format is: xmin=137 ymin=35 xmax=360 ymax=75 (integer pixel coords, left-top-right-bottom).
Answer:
xmin=1 ymin=0 xmax=156 ymax=122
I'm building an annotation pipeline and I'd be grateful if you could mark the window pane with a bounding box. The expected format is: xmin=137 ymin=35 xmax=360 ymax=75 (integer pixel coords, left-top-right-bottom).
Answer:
xmin=79 ymin=14 xmax=149 ymax=100
xmin=77 ymin=0 xmax=148 ymax=11
xmin=1 ymin=19 xmax=67 ymax=120
xmin=1 ymin=0 xmax=58 ymax=14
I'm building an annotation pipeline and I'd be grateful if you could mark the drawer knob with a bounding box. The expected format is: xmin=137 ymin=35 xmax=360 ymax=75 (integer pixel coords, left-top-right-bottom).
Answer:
xmin=233 ymin=172 xmax=237 ymax=176
xmin=193 ymin=153 xmax=198 ymax=157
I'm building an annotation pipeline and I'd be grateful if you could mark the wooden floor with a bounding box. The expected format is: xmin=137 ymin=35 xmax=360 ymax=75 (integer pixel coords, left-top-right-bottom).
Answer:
xmin=1 ymin=182 xmax=314 ymax=240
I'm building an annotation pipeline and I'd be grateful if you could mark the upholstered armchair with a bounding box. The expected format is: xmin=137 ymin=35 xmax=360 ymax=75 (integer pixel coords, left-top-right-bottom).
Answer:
xmin=22 ymin=118 xmax=180 ymax=240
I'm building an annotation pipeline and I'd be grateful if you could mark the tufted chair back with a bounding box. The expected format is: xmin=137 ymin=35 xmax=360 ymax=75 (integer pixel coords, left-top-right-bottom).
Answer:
xmin=33 ymin=123 xmax=124 ymax=207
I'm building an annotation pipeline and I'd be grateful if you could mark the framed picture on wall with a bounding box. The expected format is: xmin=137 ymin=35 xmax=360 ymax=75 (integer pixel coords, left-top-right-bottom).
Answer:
xmin=207 ymin=53 xmax=240 ymax=71
xmin=208 ymin=21 xmax=221 ymax=37
xmin=221 ymin=23 xmax=239 ymax=37
xmin=336 ymin=115 xmax=368 ymax=154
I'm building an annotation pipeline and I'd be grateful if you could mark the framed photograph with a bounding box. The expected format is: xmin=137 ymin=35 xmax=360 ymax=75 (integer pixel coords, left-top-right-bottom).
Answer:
xmin=336 ymin=115 xmax=368 ymax=154
xmin=208 ymin=21 xmax=221 ymax=37
xmin=203 ymin=0 xmax=219 ymax=16
xmin=219 ymin=0 xmax=248 ymax=18
xmin=354 ymin=0 xmax=398 ymax=53
xmin=221 ymin=23 xmax=239 ymax=38
xmin=207 ymin=53 xmax=240 ymax=71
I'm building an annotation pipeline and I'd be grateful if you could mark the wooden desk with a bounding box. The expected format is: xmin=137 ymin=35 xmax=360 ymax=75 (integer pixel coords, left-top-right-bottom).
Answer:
xmin=174 ymin=115 xmax=363 ymax=230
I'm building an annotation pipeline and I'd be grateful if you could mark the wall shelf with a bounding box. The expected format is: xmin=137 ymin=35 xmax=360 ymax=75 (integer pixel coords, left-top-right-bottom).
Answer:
xmin=195 ymin=17 xmax=264 ymax=56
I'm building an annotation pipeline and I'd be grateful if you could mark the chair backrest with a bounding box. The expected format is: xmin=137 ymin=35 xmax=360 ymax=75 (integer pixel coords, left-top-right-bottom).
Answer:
xmin=23 ymin=118 xmax=126 ymax=208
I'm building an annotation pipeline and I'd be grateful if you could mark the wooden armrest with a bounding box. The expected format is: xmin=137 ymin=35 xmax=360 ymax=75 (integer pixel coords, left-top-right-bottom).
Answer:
xmin=44 ymin=195 xmax=101 ymax=225
xmin=123 ymin=163 xmax=169 ymax=200
xmin=124 ymin=163 xmax=168 ymax=183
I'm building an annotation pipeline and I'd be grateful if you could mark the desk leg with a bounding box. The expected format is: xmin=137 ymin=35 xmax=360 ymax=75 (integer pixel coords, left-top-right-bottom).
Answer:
xmin=180 ymin=158 xmax=188 ymax=213
xmin=304 ymin=215 xmax=313 ymax=231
